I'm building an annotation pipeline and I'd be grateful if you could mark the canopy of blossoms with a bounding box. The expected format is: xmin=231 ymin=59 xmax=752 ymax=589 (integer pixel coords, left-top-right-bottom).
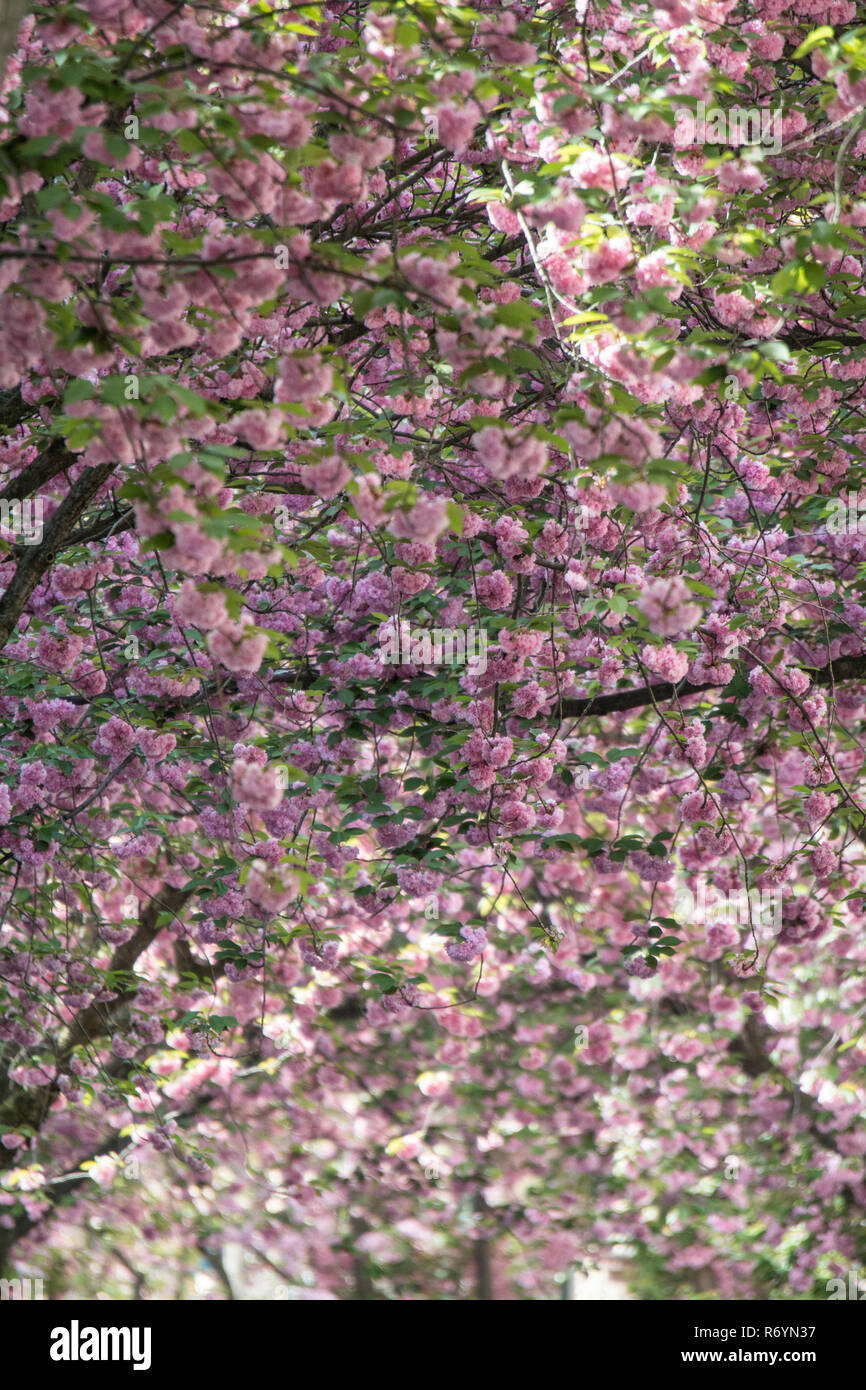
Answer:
xmin=1 ymin=0 xmax=866 ymax=1299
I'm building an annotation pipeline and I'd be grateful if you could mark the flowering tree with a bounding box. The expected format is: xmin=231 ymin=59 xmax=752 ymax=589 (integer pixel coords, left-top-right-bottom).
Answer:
xmin=2 ymin=0 xmax=866 ymax=1300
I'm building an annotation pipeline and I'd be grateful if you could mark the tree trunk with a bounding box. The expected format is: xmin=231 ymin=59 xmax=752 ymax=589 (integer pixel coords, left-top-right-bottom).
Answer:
xmin=349 ymin=1216 xmax=375 ymax=1300
xmin=0 ymin=0 xmax=31 ymax=83
xmin=473 ymin=1236 xmax=494 ymax=1300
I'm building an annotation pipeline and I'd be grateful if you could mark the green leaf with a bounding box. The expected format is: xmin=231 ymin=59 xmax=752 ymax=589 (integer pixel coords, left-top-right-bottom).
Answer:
xmin=63 ymin=379 xmax=95 ymax=405
xmin=791 ymin=26 xmax=834 ymax=60
xmin=494 ymin=299 xmax=539 ymax=327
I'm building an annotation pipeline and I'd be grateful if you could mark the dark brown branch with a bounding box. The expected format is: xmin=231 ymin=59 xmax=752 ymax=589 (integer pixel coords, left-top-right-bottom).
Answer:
xmin=0 ymin=387 xmax=35 ymax=433
xmin=174 ymin=937 xmax=220 ymax=986
xmin=0 ymin=0 xmax=30 ymax=83
xmin=0 ymin=438 xmax=74 ymax=502
xmin=64 ymin=883 xmax=193 ymax=1049
xmin=0 ymin=1071 xmax=222 ymax=1275
xmin=557 ymin=653 xmax=866 ymax=720
xmin=0 ymin=882 xmax=193 ymax=1167
xmin=49 ymin=506 xmax=135 ymax=552
xmin=0 ymin=459 xmax=115 ymax=651
xmin=558 ymin=677 xmax=720 ymax=718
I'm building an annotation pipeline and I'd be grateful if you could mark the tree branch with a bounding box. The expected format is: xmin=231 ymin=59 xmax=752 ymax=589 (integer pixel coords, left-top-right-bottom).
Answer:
xmin=556 ymin=653 xmax=866 ymax=720
xmin=0 ymin=438 xmax=74 ymax=503
xmin=0 ymin=883 xmax=193 ymax=1159
xmin=0 ymin=459 xmax=115 ymax=651
xmin=0 ymin=0 xmax=31 ymax=84
xmin=64 ymin=883 xmax=193 ymax=1050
